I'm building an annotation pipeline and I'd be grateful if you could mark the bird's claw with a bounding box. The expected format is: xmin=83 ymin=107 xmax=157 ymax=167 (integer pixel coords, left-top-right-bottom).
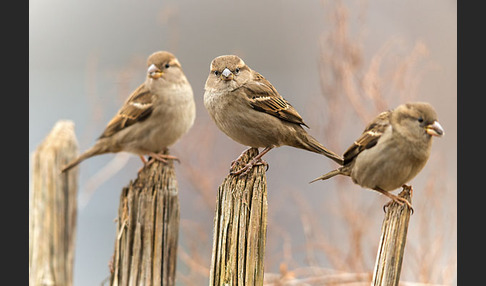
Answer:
xmin=230 ymin=158 xmax=268 ymax=177
xmin=147 ymin=153 xmax=180 ymax=165
xmin=138 ymin=152 xmax=180 ymax=174
xmin=383 ymin=196 xmax=414 ymax=215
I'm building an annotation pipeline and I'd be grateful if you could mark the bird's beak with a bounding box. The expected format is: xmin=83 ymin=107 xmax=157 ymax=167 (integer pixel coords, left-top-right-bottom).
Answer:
xmin=148 ymin=64 xmax=163 ymax=79
xmin=221 ymin=68 xmax=234 ymax=81
xmin=426 ymin=121 xmax=444 ymax=137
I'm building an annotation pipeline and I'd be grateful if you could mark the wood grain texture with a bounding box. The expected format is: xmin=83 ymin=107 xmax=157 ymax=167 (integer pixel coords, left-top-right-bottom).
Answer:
xmin=210 ymin=148 xmax=268 ymax=286
xmin=29 ymin=120 xmax=79 ymax=286
xmin=372 ymin=186 xmax=413 ymax=286
xmin=110 ymin=152 xmax=180 ymax=286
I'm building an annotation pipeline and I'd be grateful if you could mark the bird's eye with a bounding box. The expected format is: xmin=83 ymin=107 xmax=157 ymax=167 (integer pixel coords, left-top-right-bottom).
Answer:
xmin=165 ymin=63 xmax=170 ymax=69
xmin=417 ymin=117 xmax=424 ymax=123
xmin=214 ymin=70 xmax=220 ymax=76
xmin=235 ymin=68 xmax=240 ymax=74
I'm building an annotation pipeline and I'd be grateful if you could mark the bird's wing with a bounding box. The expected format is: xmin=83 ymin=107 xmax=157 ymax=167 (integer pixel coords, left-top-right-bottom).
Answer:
xmin=99 ymin=84 xmax=155 ymax=139
xmin=240 ymin=71 xmax=309 ymax=127
xmin=342 ymin=110 xmax=392 ymax=165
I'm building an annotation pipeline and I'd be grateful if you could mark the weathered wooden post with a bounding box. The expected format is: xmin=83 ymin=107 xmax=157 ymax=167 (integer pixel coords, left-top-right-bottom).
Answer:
xmin=209 ymin=148 xmax=268 ymax=286
xmin=29 ymin=120 xmax=79 ymax=286
xmin=372 ymin=186 xmax=413 ymax=286
xmin=109 ymin=152 xmax=180 ymax=286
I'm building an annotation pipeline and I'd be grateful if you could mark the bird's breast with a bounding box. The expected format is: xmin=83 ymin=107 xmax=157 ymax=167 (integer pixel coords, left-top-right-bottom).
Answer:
xmin=203 ymin=89 xmax=287 ymax=148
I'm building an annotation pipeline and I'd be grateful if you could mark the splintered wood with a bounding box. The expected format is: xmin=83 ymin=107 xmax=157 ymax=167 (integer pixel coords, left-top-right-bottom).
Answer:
xmin=372 ymin=186 xmax=413 ymax=286
xmin=110 ymin=155 xmax=180 ymax=286
xmin=29 ymin=120 xmax=79 ymax=286
xmin=210 ymin=148 xmax=268 ymax=286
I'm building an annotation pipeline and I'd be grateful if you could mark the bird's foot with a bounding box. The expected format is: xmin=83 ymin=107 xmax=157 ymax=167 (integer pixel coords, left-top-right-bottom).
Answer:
xmin=230 ymin=148 xmax=255 ymax=170
xmin=230 ymin=146 xmax=273 ymax=177
xmin=146 ymin=152 xmax=180 ymax=165
xmin=230 ymin=157 xmax=268 ymax=177
xmin=375 ymin=187 xmax=414 ymax=214
xmin=137 ymin=152 xmax=180 ymax=173
xmin=383 ymin=196 xmax=414 ymax=214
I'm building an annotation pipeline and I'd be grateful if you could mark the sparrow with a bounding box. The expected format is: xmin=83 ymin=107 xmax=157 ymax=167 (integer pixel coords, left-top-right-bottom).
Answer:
xmin=61 ymin=51 xmax=196 ymax=172
xmin=310 ymin=102 xmax=444 ymax=211
xmin=203 ymin=55 xmax=343 ymax=176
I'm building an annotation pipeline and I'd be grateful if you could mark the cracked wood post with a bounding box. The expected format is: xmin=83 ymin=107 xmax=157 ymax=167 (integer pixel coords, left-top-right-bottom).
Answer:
xmin=29 ymin=120 xmax=79 ymax=286
xmin=110 ymin=151 xmax=180 ymax=286
xmin=210 ymin=148 xmax=268 ymax=286
xmin=372 ymin=186 xmax=413 ymax=286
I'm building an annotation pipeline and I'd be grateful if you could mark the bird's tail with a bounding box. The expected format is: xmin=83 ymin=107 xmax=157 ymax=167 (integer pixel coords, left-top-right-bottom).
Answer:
xmin=60 ymin=146 xmax=101 ymax=173
xmin=298 ymin=132 xmax=344 ymax=165
xmin=309 ymin=168 xmax=343 ymax=183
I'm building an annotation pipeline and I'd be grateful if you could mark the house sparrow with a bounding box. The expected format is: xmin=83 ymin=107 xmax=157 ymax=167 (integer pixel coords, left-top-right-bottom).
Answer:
xmin=310 ymin=102 xmax=444 ymax=211
xmin=203 ymin=55 xmax=343 ymax=175
xmin=61 ymin=51 xmax=195 ymax=172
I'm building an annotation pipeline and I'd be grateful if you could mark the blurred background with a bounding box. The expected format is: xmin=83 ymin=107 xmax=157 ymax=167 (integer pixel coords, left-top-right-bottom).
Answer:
xmin=29 ymin=0 xmax=456 ymax=285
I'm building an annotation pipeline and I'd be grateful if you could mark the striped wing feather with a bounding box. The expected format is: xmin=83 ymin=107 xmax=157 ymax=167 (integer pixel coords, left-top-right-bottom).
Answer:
xmin=242 ymin=72 xmax=308 ymax=127
xmin=99 ymin=84 xmax=155 ymax=139
xmin=342 ymin=110 xmax=391 ymax=165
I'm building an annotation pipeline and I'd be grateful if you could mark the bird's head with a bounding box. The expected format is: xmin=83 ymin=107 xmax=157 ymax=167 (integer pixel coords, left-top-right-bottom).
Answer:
xmin=146 ymin=51 xmax=186 ymax=84
xmin=392 ymin=102 xmax=444 ymax=142
xmin=205 ymin=55 xmax=251 ymax=91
